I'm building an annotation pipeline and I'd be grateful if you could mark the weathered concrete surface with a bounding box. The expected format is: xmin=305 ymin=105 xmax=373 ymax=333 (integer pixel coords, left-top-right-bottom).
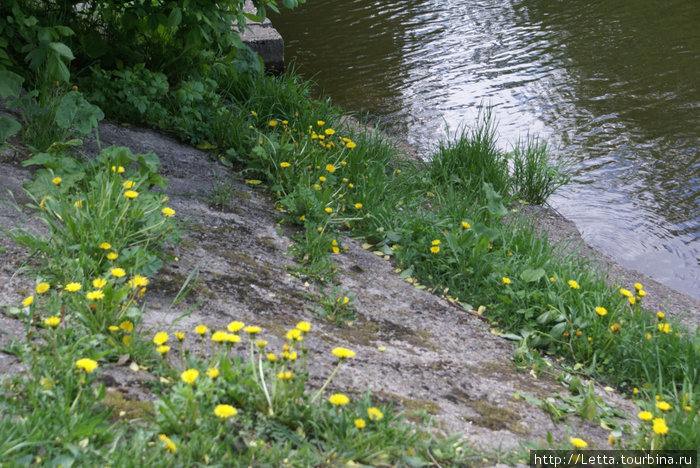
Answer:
xmin=238 ymin=0 xmax=284 ymax=73
xmin=0 ymin=121 xmax=644 ymax=454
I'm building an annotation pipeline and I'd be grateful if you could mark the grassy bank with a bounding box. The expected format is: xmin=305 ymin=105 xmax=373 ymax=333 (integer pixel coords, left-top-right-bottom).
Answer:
xmin=1 ymin=1 xmax=698 ymax=465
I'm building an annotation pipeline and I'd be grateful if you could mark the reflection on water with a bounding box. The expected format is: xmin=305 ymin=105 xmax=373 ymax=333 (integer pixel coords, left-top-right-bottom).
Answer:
xmin=270 ymin=0 xmax=700 ymax=298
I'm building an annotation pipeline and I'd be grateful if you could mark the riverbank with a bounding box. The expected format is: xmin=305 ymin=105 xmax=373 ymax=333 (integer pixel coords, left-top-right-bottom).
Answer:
xmin=1 ymin=4 xmax=697 ymax=457
xmin=0 ymin=120 xmax=637 ymax=459
xmin=517 ymin=204 xmax=700 ymax=331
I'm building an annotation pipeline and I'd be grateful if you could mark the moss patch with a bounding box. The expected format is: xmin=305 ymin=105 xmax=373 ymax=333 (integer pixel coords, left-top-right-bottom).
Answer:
xmin=103 ymin=390 xmax=154 ymax=422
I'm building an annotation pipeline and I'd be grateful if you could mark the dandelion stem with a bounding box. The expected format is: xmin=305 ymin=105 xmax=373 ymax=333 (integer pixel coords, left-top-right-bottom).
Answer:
xmin=310 ymin=360 xmax=342 ymax=404
xmin=258 ymin=351 xmax=274 ymax=415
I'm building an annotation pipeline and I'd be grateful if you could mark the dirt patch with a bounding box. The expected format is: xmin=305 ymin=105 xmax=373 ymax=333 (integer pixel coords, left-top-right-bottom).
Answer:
xmin=0 ymin=121 xmax=650 ymax=451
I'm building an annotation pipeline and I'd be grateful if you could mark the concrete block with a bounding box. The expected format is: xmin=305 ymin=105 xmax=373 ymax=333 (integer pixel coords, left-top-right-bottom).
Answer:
xmin=236 ymin=1 xmax=285 ymax=73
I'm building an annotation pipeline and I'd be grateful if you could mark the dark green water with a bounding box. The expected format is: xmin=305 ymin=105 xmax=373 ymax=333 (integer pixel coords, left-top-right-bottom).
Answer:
xmin=270 ymin=0 xmax=700 ymax=299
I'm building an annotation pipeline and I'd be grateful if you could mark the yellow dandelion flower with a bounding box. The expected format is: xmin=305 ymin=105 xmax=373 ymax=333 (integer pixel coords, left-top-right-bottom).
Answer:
xmin=286 ymin=328 xmax=302 ymax=340
xmin=296 ymin=321 xmax=311 ymax=332
xmin=65 ymin=282 xmax=82 ymax=292
xmin=431 ymin=239 xmax=441 ymax=246
xmin=226 ymin=333 xmax=241 ymax=343
xmin=638 ymin=289 xmax=646 ymax=297
xmin=128 ymin=275 xmax=149 ymax=288
xmin=325 ymin=164 xmax=336 ymax=173
xmin=325 ymin=129 xmax=335 ymax=136
xmin=657 ymin=312 xmax=665 ymax=319
xmin=175 ymin=332 xmax=185 ymax=341
xmin=328 ymin=393 xmax=350 ymax=406
xmin=656 ymin=401 xmax=672 ymax=411
xmin=227 ymin=321 xmax=245 ymax=333
xmin=267 ymin=353 xmax=278 ymax=362
xmin=75 ymin=358 xmax=98 ymax=373
xmin=325 ymin=207 xmax=332 ymax=214
xmin=595 ymin=306 xmax=607 ymax=316
xmin=610 ymin=323 xmax=621 ymax=332
xmin=280 ymin=162 xmax=291 ymax=168
xmin=99 ymin=242 xmax=112 ymax=250
xmin=153 ymin=332 xmax=168 ymax=345
xmin=243 ymin=326 xmax=262 ymax=334
xmin=214 ymin=404 xmax=238 ymax=419
xmin=319 ymin=176 xmax=327 ymax=182
xmin=110 ymin=268 xmax=126 ymax=278
xmin=85 ymin=290 xmax=104 ymax=301
xmin=461 ymin=221 xmax=471 ymax=229
xmin=619 ymin=288 xmax=632 ymax=297
xmin=158 ymin=434 xmax=177 ymax=453
xmin=180 ymin=369 xmax=199 ymax=385
xmin=277 ymin=371 xmax=293 ymax=380
xmin=123 ymin=190 xmax=139 ymax=199
xmin=51 ymin=177 xmax=62 ymax=185
xmin=74 ymin=200 xmax=83 ymax=208
xmin=629 ymin=296 xmax=636 ymax=305
xmin=122 ymin=180 xmax=135 ymax=189
xmin=269 ymin=120 xmax=278 ymax=127
xmin=658 ymin=323 xmax=671 ymax=333
xmin=111 ymin=165 xmax=125 ymax=174
xmin=634 ymin=282 xmax=643 ymax=291
xmin=119 ymin=320 xmax=134 ymax=332
xmin=569 ymin=438 xmax=587 ymax=449
xmin=36 ymin=282 xmax=50 ymax=294
xmin=255 ymin=339 xmax=268 ymax=348
xmin=430 ymin=246 xmax=440 ymax=254
xmin=109 ymin=325 xmax=119 ymax=332
xmin=354 ymin=418 xmax=366 ymax=429
xmin=206 ymin=368 xmax=219 ymax=379
xmin=652 ymin=418 xmax=668 ymax=435
xmin=568 ymin=280 xmax=580 ymax=289
xmin=367 ymin=407 xmax=384 ymax=421
xmin=161 ymin=207 xmax=175 ymax=217
xmin=156 ymin=345 xmax=170 ymax=354
xmin=195 ymin=324 xmax=208 ymax=335
xmin=211 ymin=331 xmax=228 ymax=342
xmin=332 ymin=347 xmax=356 ymax=359
xmin=502 ymin=277 xmax=511 ymax=285
xmin=317 ymin=120 xmax=325 ymax=126
xmin=44 ymin=316 xmax=60 ymax=328
xmin=347 ymin=141 xmax=356 ymax=149
xmin=93 ymin=278 xmax=107 ymax=288
xmin=107 ymin=252 xmax=118 ymax=260
xmin=638 ymin=411 xmax=653 ymax=421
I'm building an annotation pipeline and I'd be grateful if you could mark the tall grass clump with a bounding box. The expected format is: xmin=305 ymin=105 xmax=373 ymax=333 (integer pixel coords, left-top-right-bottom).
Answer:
xmin=430 ymin=109 xmax=510 ymax=201
xmin=509 ymin=136 xmax=570 ymax=204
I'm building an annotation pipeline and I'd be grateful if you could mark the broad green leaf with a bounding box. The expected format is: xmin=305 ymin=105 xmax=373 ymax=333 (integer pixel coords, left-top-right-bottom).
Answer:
xmin=48 ymin=41 xmax=74 ymax=60
xmin=483 ymin=181 xmax=508 ymax=216
xmin=520 ymin=267 xmax=545 ymax=283
xmin=0 ymin=70 xmax=24 ymax=98
xmin=0 ymin=116 xmax=21 ymax=142
xmin=167 ymin=7 xmax=182 ymax=27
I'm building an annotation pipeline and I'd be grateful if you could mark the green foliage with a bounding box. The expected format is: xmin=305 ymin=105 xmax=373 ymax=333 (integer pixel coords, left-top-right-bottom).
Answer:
xmin=509 ymin=136 xmax=571 ymax=204
xmin=11 ymin=145 xmax=178 ymax=332
xmin=85 ymin=64 xmax=170 ymax=126
xmin=0 ymin=70 xmax=23 ymax=147
xmin=430 ymin=109 xmax=510 ymax=201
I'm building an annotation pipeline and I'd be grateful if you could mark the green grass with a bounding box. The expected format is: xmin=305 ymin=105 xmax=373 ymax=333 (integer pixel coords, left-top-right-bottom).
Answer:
xmin=2 ymin=18 xmax=697 ymax=464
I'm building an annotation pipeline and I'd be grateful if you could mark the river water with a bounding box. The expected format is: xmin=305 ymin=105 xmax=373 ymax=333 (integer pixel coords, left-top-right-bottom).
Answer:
xmin=270 ymin=0 xmax=700 ymax=299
